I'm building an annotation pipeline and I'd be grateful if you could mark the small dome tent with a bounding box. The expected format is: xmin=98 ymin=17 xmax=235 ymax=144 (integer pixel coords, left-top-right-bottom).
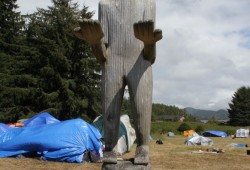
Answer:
xmin=235 ymin=129 xmax=249 ymax=138
xmin=167 ymin=132 xmax=175 ymax=137
xmin=183 ymin=130 xmax=196 ymax=137
xmin=185 ymin=135 xmax=213 ymax=146
xmin=92 ymin=114 xmax=136 ymax=155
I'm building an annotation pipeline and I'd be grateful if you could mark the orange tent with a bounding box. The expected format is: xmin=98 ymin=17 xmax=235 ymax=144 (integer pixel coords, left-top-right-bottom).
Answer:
xmin=183 ymin=130 xmax=196 ymax=137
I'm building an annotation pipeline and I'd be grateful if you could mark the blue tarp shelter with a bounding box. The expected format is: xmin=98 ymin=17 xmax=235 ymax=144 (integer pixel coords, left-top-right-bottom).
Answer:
xmin=22 ymin=112 xmax=60 ymax=126
xmin=0 ymin=113 xmax=103 ymax=163
xmin=0 ymin=123 xmax=11 ymax=133
xmin=202 ymin=130 xmax=228 ymax=137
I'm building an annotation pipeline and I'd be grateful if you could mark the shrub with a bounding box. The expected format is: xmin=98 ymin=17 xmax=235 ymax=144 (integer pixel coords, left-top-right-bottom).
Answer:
xmin=177 ymin=123 xmax=191 ymax=132
xmin=195 ymin=125 xmax=204 ymax=134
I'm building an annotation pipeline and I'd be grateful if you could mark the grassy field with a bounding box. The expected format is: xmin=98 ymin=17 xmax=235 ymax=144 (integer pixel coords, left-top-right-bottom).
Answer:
xmin=0 ymin=135 xmax=250 ymax=170
xmin=151 ymin=121 xmax=246 ymax=137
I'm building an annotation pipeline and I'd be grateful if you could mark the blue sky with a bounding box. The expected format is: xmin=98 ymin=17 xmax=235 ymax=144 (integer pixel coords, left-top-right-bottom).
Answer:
xmin=17 ymin=0 xmax=250 ymax=111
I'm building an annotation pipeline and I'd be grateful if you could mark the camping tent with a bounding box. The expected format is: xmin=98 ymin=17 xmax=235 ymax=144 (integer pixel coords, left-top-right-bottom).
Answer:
xmin=183 ymin=130 xmax=196 ymax=137
xmin=0 ymin=113 xmax=103 ymax=163
xmin=185 ymin=134 xmax=213 ymax=146
xmin=235 ymin=129 xmax=249 ymax=138
xmin=202 ymin=130 xmax=228 ymax=137
xmin=92 ymin=114 xmax=136 ymax=155
xmin=167 ymin=132 xmax=175 ymax=137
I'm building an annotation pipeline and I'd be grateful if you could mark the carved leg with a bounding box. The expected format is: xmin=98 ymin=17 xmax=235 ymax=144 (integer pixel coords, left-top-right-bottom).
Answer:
xmin=127 ymin=58 xmax=152 ymax=165
xmin=102 ymin=69 xmax=125 ymax=164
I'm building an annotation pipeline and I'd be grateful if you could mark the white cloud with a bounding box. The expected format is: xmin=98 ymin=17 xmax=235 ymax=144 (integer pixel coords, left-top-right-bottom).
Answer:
xmin=17 ymin=0 xmax=250 ymax=110
xmin=153 ymin=0 xmax=250 ymax=110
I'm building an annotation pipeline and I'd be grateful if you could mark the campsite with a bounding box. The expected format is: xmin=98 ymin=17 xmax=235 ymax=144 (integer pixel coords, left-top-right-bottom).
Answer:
xmin=1 ymin=114 xmax=250 ymax=170
xmin=0 ymin=135 xmax=250 ymax=170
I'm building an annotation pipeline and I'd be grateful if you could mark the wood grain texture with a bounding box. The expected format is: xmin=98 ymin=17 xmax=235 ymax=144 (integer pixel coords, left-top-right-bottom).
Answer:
xmin=98 ymin=0 xmax=156 ymax=150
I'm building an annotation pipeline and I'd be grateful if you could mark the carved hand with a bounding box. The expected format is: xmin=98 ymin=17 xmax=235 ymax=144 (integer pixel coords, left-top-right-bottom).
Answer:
xmin=74 ymin=19 xmax=106 ymax=64
xmin=133 ymin=20 xmax=162 ymax=45
xmin=74 ymin=19 xmax=104 ymax=45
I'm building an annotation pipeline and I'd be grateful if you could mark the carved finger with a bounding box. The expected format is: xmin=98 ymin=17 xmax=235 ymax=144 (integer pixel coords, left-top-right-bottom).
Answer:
xmin=141 ymin=21 xmax=147 ymax=37
xmin=79 ymin=19 xmax=88 ymax=29
xmin=93 ymin=21 xmax=104 ymax=39
xmin=154 ymin=29 xmax=163 ymax=41
xmin=144 ymin=21 xmax=153 ymax=41
xmin=73 ymin=27 xmax=85 ymax=41
xmin=145 ymin=20 xmax=154 ymax=38
xmin=134 ymin=22 xmax=141 ymax=39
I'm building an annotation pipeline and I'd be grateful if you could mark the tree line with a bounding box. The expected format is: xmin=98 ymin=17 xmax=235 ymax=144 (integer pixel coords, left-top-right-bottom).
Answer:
xmin=121 ymin=98 xmax=197 ymax=122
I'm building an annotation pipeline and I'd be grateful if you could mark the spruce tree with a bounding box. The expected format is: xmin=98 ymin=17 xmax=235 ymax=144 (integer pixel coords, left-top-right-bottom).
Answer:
xmin=24 ymin=0 xmax=101 ymax=121
xmin=228 ymin=86 xmax=250 ymax=126
xmin=0 ymin=0 xmax=101 ymax=122
xmin=0 ymin=0 xmax=36 ymax=122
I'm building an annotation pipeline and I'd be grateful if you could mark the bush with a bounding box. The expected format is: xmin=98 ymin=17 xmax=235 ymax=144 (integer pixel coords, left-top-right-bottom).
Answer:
xmin=177 ymin=123 xmax=191 ymax=132
xmin=195 ymin=125 xmax=204 ymax=134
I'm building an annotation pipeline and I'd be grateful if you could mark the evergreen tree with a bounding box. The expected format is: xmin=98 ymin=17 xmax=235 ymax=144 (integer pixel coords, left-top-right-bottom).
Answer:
xmin=228 ymin=86 xmax=250 ymax=126
xmin=0 ymin=0 xmax=35 ymax=122
xmin=24 ymin=0 xmax=101 ymax=121
xmin=0 ymin=0 xmax=101 ymax=122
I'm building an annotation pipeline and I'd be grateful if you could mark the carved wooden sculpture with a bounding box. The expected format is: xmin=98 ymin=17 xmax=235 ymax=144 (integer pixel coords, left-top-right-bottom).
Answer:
xmin=74 ymin=0 xmax=162 ymax=165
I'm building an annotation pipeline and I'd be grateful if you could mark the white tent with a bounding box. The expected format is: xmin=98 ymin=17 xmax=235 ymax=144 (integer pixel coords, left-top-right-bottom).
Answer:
xmin=185 ymin=134 xmax=213 ymax=146
xmin=92 ymin=114 xmax=136 ymax=155
xmin=114 ymin=115 xmax=136 ymax=155
xmin=235 ymin=129 xmax=249 ymax=138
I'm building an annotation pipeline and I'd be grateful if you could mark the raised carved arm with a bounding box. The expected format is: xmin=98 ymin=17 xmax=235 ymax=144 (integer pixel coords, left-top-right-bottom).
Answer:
xmin=133 ymin=20 xmax=162 ymax=64
xmin=74 ymin=19 xmax=107 ymax=64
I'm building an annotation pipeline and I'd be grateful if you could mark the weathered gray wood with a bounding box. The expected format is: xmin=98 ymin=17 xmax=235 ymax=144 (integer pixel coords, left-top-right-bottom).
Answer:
xmin=134 ymin=20 xmax=162 ymax=64
xmin=75 ymin=0 xmax=162 ymax=166
xmin=74 ymin=19 xmax=106 ymax=64
xmin=102 ymin=160 xmax=151 ymax=170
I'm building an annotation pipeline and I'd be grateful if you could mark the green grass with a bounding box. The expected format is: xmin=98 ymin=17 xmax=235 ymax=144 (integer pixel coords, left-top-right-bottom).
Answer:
xmin=1 ymin=135 xmax=250 ymax=170
xmin=151 ymin=121 xmax=250 ymax=139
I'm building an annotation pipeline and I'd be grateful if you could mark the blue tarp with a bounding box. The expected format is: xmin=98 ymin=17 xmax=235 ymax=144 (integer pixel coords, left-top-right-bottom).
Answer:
xmin=22 ymin=112 xmax=60 ymax=127
xmin=202 ymin=130 xmax=228 ymax=137
xmin=0 ymin=123 xmax=11 ymax=133
xmin=0 ymin=113 xmax=103 ymax=163
xmin=228 ymin=143 xmax=248 ymax=147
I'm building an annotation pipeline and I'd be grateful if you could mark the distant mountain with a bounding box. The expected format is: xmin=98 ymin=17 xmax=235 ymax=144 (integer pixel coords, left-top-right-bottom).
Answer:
xmin=184 ymin=107 xmax=229 ymax=120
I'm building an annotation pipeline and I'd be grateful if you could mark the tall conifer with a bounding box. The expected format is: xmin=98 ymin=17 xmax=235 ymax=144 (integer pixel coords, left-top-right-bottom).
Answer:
xmin=0 ymin=0 xmax=101 ymax=122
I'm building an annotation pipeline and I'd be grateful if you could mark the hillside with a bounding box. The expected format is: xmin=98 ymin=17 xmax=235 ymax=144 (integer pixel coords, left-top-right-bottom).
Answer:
xmin=184 ymin=107 xmax=229 ymax=120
